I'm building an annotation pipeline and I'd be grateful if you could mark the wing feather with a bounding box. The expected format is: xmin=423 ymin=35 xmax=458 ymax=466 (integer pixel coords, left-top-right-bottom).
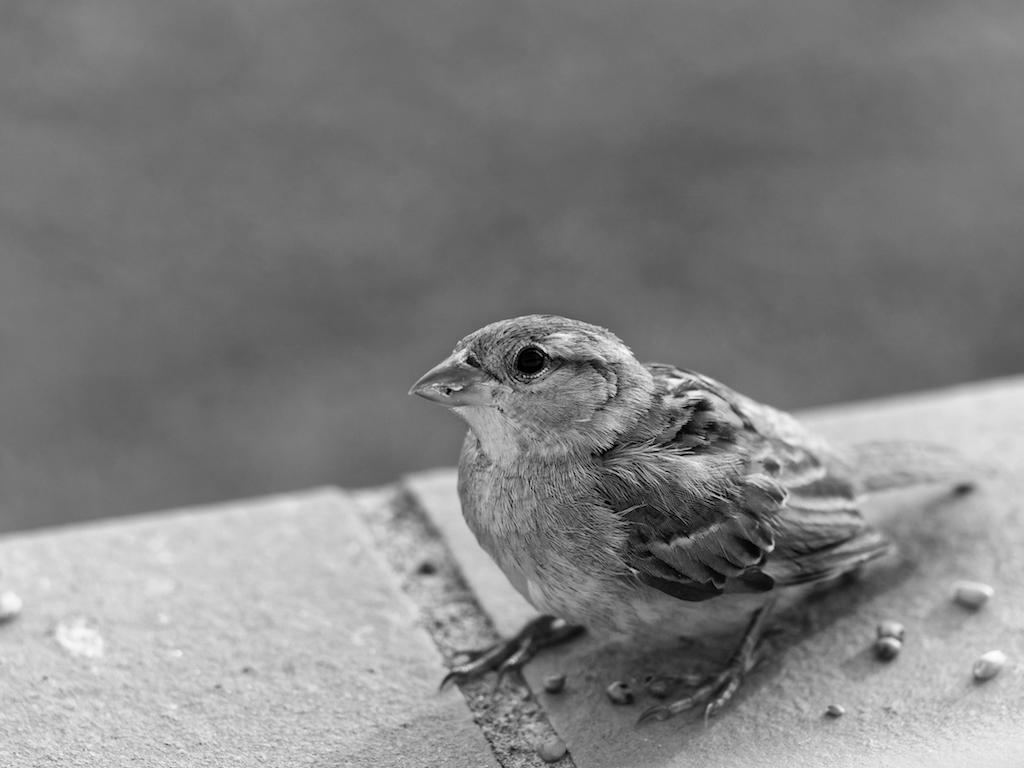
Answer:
xmin=601 ymin=365 xmax=891 ymax=603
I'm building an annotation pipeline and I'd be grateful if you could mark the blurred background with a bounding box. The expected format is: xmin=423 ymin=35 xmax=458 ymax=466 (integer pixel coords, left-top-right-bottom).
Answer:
xmin=1 ymin=0 xmax=1023 ymax=533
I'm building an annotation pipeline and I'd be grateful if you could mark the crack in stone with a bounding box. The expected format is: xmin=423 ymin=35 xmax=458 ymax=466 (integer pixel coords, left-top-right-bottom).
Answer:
xmin=353 ymin=485 xmax=575 ymax=768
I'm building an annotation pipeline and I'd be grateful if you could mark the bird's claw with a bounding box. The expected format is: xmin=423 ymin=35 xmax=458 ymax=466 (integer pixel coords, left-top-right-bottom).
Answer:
xmin=449 ymin=648 xmax=488 ymax=663
xmin=439 ymin=615 xmax=584 ymax=691
xmin=643 ymin=671 xmax=709 ymax=699
xmin=440 ymin=641 xmax=515 ymax=689
xmin=637 ymin=704 xmax=673 ymax=724
xmin=492 ymin=658 xmax=527 ymax=692
xmin=637 ymin=601 xmax=774 ymax=725
xmin=636 ymin=668 xmax=737 ymax=724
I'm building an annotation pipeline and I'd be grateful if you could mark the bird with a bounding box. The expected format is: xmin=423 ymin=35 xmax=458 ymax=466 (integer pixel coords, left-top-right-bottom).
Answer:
xmin=409 ymin=314 xmax=974 ymax=721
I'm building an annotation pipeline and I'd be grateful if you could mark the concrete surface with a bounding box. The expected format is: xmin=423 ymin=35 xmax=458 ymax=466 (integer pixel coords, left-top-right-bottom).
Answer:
xmin=406 ymin=376 xmax=1024 ymax=768
xmin=0 ymin=490 xmax=497 ymax=768
xmin=2 ymin=378 xmax=1022 ymax=768
xmin=5 ymin=0 xmax=1024 ymax=534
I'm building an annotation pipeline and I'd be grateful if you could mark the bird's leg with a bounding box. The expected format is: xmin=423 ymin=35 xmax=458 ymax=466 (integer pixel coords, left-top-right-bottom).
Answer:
xmin=441 ymin=615 xmax=584 ymax=690
xmin=638 ymin=599 xmax=776 ymax=724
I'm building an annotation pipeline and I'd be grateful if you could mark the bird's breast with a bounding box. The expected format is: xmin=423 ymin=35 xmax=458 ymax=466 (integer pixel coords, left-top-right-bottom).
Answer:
xmin=457 ymin=442 xmax=783 ymax=642
xmin=458 ymin=448 xmax=639 ymax=629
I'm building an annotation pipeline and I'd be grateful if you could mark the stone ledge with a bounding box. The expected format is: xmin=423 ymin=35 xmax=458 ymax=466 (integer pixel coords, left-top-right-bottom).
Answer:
xmin=3 ymin=377 xmax=1023 ymax=768
xmin=0 ymin=489 xmax=497 ymax=768
xmin=405 ymin=376 xmax=1024 ymax=768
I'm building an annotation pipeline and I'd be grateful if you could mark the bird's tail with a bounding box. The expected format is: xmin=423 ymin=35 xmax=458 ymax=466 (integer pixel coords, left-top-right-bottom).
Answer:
xmin=842 ymin=440 xmax=978 ymax=494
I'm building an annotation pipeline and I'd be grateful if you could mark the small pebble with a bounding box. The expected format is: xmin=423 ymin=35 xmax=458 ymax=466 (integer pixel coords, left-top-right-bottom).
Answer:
xmin=414 ymin=560 xmax=437 ymax=575
xmin=542 ymin=674 xmax=566 ymax=694
xmin=536 ymin=736 xmax=567 ymax=763
xmin=952 ymin=481 xmax=975 ymax=496
xmin=972 ymin=650 xmax=1007 ymax=682
xmin=825 ymin=704 xmax=845 ymax=718
xmin=0 ymin=590 xmax=23 ymax=623
xmin=952 ymin=580 xmax=994 ymax=610
xmin=876 ymin=620 xmax=905 ymax=642
xmin=605 ymin=680 xmax=634 ymax=705
xmin=874 ymin=636 xmax=902 ymax=661
xmin=53 ymin=616 xmax=104 ymax=658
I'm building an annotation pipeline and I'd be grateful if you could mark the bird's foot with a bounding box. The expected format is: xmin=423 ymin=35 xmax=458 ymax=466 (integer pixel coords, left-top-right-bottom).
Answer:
xmin=636 ymin=649 xmax=763 ymax=724
xmin=638 ymin=601 xmax=775 ymax=724
xmin=441 ymin=615 xmax=584 ymax=690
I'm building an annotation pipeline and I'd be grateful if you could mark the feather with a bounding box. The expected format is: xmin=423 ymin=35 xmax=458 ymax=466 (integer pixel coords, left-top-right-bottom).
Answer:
xmin=415 ymin=315 xmax=971 ymax=640
xmin=602 ymin=365 xmax=890 ymax=604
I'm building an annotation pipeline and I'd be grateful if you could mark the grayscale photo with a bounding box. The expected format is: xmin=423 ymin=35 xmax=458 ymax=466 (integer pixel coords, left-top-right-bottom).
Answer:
xmin=1 ymin=2 xmax=1023 ymax=766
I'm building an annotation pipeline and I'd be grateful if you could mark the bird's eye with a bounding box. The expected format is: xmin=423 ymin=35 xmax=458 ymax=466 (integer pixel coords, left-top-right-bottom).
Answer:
xmin=513 ymin=346 xmax=548 ymax=376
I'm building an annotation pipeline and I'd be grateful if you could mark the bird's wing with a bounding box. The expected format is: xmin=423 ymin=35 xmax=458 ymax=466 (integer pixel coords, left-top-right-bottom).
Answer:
xmin=598 ymin=365 xmax=891 ymax=603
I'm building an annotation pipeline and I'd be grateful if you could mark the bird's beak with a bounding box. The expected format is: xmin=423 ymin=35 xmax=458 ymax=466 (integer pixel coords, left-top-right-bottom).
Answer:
xmin=409 ymin=352 xmax=494 ymax=407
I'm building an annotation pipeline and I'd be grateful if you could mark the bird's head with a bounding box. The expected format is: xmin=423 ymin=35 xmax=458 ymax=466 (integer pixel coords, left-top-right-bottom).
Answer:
xmin=410 ymin=315 xmax=655 ymax=463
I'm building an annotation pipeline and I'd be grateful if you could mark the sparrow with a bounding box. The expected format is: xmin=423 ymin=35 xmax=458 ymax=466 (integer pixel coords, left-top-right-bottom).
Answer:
xmin=409 ymin=314 xmax=973 ymax=721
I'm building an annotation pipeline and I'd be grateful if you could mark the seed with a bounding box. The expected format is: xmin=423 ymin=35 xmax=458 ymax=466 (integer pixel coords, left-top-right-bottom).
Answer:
xmin=0 ymin=590 xmax=22 ymax=623
xmin=874 ymin=636 xmax=902 ymax=661
xmin=972 ymin=650 xmax=1007 ymax=682
xmin=825 ymin=704 xmax=845 ymax=718
xmin=536 ymin=736 xmax=567 ymax=763
xmin=876 ymin=620 xmax=905 ymax=642
xmin=543 ymin=674 xmax=566 ymax=694
xmin=952 ymin=580 xmax=994 ymax=610
xmin=605 ymin=680 xmax=634 ymax=705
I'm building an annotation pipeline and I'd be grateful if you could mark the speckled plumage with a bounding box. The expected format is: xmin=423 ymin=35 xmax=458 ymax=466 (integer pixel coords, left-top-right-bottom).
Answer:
xmin=413 ymin=315 xmax=969 ymax=644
